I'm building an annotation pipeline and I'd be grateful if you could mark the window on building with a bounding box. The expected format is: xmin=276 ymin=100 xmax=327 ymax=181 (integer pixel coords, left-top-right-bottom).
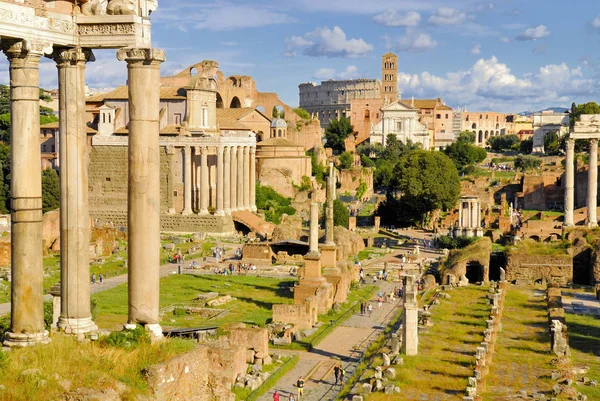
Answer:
xmin=436 ymin=114 xmax=441 ymax=119
xmin=466 ymin=115 xmax=469 ymax=121
xmin=445 ymin=114 xmax=449 ymax=119
xmin=364 ymin=110 xmax=370 ymax=121
xmin=51 ymin=145 xmax=55 ymax=152
xmin=42 ymin=144 xmax=46 ymax=152
xmin=396 ymin=121 xmax=402 ymax=131
xmin=479 ymin=114 xmax=482 ymax=119
xmin=174 ymin=113 xmax=182 ymax=125
xmin=486 ymin=115 xmax=489 ymax=119
xmin=106 ymin=177 xmax=111 ymax=182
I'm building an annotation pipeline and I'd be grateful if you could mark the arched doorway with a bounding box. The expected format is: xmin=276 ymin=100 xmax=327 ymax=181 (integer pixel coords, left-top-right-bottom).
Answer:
xmin=216 ymin=93 xmax=224 ymax=109
xmin=230 ymin=96 xmax=241 ymax=108
xmin=466 ymin=261 xmax=484 ymax=283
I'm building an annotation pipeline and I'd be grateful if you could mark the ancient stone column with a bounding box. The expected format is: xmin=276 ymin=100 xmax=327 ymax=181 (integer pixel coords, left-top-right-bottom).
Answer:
xmin=216 ymin=146 xmax=224 ymax=216
xmin=199 ymin=147 xmax=209 ymax=214
xmin=117 ymin=48 xmax=165 ymax=339
xmin=166 ymin=146 xmax=176 ymax=214
xmin=402 ymin=275 xmax=418 ymax=356
xmin=230 ymin=146 xmax=238 ymax=211
xmin=589 ymin=139 xmax=598 ymax=228
xmin=309 ymin=202 xmax=320 ymax=255
xmin=564 ymin=138 xmax=575 ymax=227
xmin=243 ymin=145 xmax=250 ymax=209
xmin=250 ymin=147 xmax=257 ymax=212
xmin=52 ymin=47 xmax=97 ymax=335
xmin=325 ymin=163 xmax=335 ymax=245
xmin=182 ymin=145 xmax=192 ymax=215
xmin=223 ymin=146 xmax=231 ymax=214
xmin=2 ymin=39 xmax=50 ymax=347
xmin=458 ymin=201 xmax=463 ymax=228
xmin=237 ymin=146 xmax=244 ymax=209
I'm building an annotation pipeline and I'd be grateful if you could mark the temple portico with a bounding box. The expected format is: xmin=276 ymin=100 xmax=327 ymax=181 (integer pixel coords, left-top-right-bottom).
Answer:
xmin=453 ymin=196 xmax=483 ymax=238
xmin=565 ymin=115 xmax=600 ymax=227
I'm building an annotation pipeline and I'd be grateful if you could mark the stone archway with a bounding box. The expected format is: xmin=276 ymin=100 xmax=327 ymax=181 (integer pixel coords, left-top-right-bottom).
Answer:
xmin=230 ymin=96 xmax=241 ymax=108
xmin=466 ymin=261 xmax=484 ymax=283
xmin=216 ymin=93 xmax=224 ymax=109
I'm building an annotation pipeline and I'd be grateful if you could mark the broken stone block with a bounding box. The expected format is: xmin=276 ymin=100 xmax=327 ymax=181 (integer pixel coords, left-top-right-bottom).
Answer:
xmin=251 ymin=364 xmax=262 ymax=374
xmin=246 ymin=350 xmax=255 ymax=364
xmin=374 ymin=379 xmax=383 ymax=391
xmin=589 ymin=380 xmax=598 ymax=387
xmin=382 ymin=353 xmax=390 ymax=367
xmin=384 ymin=385 xmax=395 ymax=395
xmin=352 ymin=396 xmax=364 ymax=401
xmin=362 ymin=383 xmax=372 ymax=394
xmin=164 ymin=243 xmax=175 ymax=251
xmin=468 ymin=377 xmax=477 ymax=387
xmin=466 ymin=386 xmax=476 ymax=397
xmin=262 ymin=355 xmax=273 ymax=365
xmin=384 ymin=367 xmax=396 ymax=380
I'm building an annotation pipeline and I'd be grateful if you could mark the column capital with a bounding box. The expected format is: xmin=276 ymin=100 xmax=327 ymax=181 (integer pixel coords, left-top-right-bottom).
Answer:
xmin=49 ymin=47 xmax=95 ymax=67
xmin=184 ymin=144 xmax=191 ymax=152
xmin=1 ymin=39 xmax=52 ymax=60
xmin=565 ymin=138 xmax=575 ymax=150
xmin=216 ymin=145 xmax=224 ymax=155
xmin=117 ymin=48 xmax=166 ymax=65
xmin=590 ymin=138 xmax=599 ymax=147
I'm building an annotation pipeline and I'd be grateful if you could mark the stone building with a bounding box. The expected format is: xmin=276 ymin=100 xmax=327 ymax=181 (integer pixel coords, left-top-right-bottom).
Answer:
xmin=460 ymin=111 xmax=509 ymax=146
xmin=532 ymin=111 xmax=569 ymax=153
xmin=87 ymin=60 xmax=259 ymax=233
xmin=370 ymin=100 xmax=429 ymax=149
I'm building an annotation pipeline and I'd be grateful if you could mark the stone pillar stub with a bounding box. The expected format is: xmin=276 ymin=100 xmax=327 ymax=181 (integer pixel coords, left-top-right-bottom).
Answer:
xmin=250 ymin=147 xmax=257 ymax=212
xmin=2 ymin=39 xmax=50 ymax=346
xmin=589 ymin=139 xmax=598 ymax=227
xmin=51 ymin=46 xmax=98 ymax=335
xmin=182 ymin=145 xmax=193 ymax=215
xmin=117 ymin=47 xmax=165 ymax=339
xmin=402 ymin=274 xmax=418 ymax=356
xmin=325 ymin=163 xmax=335 ymax=245
xmin=199 ymin=146 xmax=209 ymax=214
xmin=307 ymin=202 xmax=321 ymax=256
xmin=564 ymin=138 xmax=575 ymax=227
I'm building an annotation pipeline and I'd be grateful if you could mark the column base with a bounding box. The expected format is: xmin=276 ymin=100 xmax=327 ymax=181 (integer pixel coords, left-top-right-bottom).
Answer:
xmin=58 ymin=317 xmax=98 ymax=335
xmin=199 ymin=209 xmax=209 ymax=215
xmin=215 ymin=210 xmax=225 ymax=216
xmin=167 ymin=208 xmax=176 ymax=214
xmin=250 ymin=206 xmax=257 ymax=212
xmin=3 ymin=330 xmax=51 ymax=348
xmin=124 ymin=322 xmax=164 ymax=342
xmin=588 ymin=222 xmax=598 ymax=228
xmin=224 ymin=208 xmax=231 ymax=215
xmin=181 ymin=209 xmax=193 ymax=216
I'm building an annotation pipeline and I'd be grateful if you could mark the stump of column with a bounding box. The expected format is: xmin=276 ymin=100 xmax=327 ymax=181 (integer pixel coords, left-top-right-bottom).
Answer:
xmin=52 ymin=47 xmax=97 ymax=335
xmin=2 ymin=39 xmax=50 ymax=347
xmin=117 ymin=47 xmax=165 ymax=340
xmin=588 ymin=139 xmax=598 ymax=228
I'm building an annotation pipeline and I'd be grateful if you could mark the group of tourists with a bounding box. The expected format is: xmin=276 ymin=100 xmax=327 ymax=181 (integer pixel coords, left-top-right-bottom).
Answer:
xmin=90 ymin=273 xmax=103 ymax=284
xmin=359 ymin=301 xmax=373 ymax=316
xmin=213 ymin=246 xmax=226 ymax=263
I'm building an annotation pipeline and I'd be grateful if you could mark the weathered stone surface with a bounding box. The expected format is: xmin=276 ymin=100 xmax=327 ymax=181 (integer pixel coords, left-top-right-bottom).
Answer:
xmin=382 ymin=352 xmax=390 ymax=367
xmin=384 ymin=367 xmax=396 ymax=380
xmin=207 ymin=295 xmax=234 ymax=306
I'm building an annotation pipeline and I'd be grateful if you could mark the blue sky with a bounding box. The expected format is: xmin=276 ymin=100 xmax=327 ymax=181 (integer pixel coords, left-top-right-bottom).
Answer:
xmin=1 ymin=0 xmax=600 ymax=113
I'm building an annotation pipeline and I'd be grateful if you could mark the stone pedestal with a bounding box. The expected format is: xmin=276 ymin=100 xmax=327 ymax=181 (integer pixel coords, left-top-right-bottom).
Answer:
xmin=118 ymin=47 xmax=165 ymax=339
xmin=402 ymin=275 xmax=418 ymax=356
xmin=320 ymin=244 xmax=337 ymax=269
xmin=2 ymin=39 xmax=50 ymax=347
xmin=52 ymin=47 xmax=98 ymax=335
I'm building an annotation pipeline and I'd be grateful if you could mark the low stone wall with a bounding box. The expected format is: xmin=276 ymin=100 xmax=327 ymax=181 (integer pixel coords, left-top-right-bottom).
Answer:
xmin=272 ymin=298 xmax=317 ymax=331
xmin=505 ymin=253 xmax=572 ymax=285
xmin=223 ymin=325 xmax=270 ymax=360
xmin=242 ymin=243 xmax=273 ymax=261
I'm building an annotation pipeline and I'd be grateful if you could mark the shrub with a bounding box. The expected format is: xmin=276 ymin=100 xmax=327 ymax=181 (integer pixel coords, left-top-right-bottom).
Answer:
xmin=173 ymin=307 xmax=187 ymax=316
xmin=102 ymin=325 xmax=150 ymax=349
xmin=338 ymin=151 xmax=353 ymax=170
xmin=44 ymin=301 xmax=54 ymax=331
xmin=0 ymin=314 xmax=9 ymax=343
xmin=435 ymin=235 xmax=478 ymax=249
xmin=514 ymin=155 xmax=542 ymax=171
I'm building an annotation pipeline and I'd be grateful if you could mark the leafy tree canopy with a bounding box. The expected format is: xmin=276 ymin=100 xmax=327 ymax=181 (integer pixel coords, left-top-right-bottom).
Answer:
xmin=324 ymin=117 xmax=353 ymax=155
xmin=444 ymin=140 xmax=486 ymax=170
xmin=514 ymin=155 xmax=542 ymax=171
xmin=42 ymin=168 xmax=60 ymax=213
xmin=293 ymin=107 xmax=311 ymax=120
xmin=570 ymin=102 xmax=600 ymax=128
xmin=338 ymin=151 xmax=353 ymax=170
xmin=488 ymin=134 xmax=520 ymax=152
xmin=543 ymin=131 xmax=560 ymax=156
xmin=456 ymin=130 xmax=476 ymax=144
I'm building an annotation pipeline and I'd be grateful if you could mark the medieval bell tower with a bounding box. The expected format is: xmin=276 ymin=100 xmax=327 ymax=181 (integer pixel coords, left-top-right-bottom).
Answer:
xmin=381 ymin=52 xmax=398 ymax=105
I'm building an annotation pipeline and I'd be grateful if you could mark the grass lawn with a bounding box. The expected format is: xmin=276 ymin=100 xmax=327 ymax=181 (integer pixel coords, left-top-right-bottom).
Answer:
xmin=369 ymin=286 xmax=490 ymax=400
xmin=358 ymin=203 xmax=376 ymax=217
xmin=357 ymin=247 xmax=387 ymax=262
xmin=0 ymin=334 xmax=196 ymax=401
xmin=482 ymin=286 xmax=558 ymax=400
xmin=93 ymin=274 xmax=296 ymax=331
xmin=566 ymin=306 xmax=600 ymax=399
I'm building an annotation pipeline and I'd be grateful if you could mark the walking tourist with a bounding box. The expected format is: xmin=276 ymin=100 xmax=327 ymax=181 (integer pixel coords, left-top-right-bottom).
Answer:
xmin=99 ymin=273 xmax=103 ymax=284
xmin=333 ymin=364 xmax=341 ymax=385
xmin=91 ymin=273 xmax=96 ymax=285
xmin=367 ymin=303 xmax=373 ymax=317
xmin=296 ymin=376 xmax=305 ymax=398
xmin=273 ymin=390 xmax=280 ymax=401
xmin=339 ymin=365 xmax=345 ymax=385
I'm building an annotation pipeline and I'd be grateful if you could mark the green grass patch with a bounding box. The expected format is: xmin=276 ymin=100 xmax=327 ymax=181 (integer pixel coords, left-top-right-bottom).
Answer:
xmin=507 ymin=239 xmax=570 ymax=256
xmin=357 ymin=247 xmax=387 ymax=262
xmin=234 ymin=355 xmax=299 ymax=401
xmin=358 ymin=203 xmax=376 ymax=217
xmin=93 ymin=274 xmax=296 ymax=331
xmin=0 ymin=334 xmax=196 ymax=401
xmin=566 ymin=304 xmax=600 ymax=399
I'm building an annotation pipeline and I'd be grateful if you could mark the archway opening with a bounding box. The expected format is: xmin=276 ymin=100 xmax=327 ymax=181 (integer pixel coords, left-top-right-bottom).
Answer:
xmin=216 ymin=93 xmax=224 ymax=109
xmin=466 ymin=261 xmax=484 ymax=284
xmin=230 ymin=96 xmax=241 ymax=108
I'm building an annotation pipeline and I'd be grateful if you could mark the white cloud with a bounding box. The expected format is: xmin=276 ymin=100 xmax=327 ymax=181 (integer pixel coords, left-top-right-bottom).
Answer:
xmin=394 ymin=30 xmax=438 ymax=52
xmin=516 ymin=25 xmax=551 ymax=41
xmin=397 ymin=56 xmax=597 ymax=112
xmin=313 ymin=65 xmax=361 ymax=80
xmin=297 ymin=0 xmax=457 ymax=14
xmin=589 ymin=16 xmax=600 ymax=32
xmin=153 ymin=2 xmax=294 ymax=31
xmin=470 ymin=44 xmax=481 ymax=55
xmin=373 ymin=10 xmax=421 ymax=27
xmin=428 ymin=7 xmax=467 ymax=26
xmin=285 ymin=26 xmax=373 ymax=58
xmin=532 ymin=44 xmax=547 ymax=55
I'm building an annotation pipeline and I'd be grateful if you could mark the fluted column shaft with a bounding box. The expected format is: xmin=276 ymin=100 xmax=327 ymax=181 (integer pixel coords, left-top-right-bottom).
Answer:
xmin=53 ymin=47 xmax=97 ymax=335
xmin=309 ymin=202 xmax=320 ymax=254
xmin=250 ymin=147 xmax=257 ymax=212
xmin=243 ymin=146 xmax=250 ymax=209
xmin=216 ymin=146 xmax=224 ymax=215
xmin=237 ymin=146 xmax=244 ymax=209
xmin=182 ymin=145 xmax=192 ymax=214
xmin=224 ymin=146 xmax=231 ymax=214
xmin=118 ymin=48 xmax=165 ymax=335
xmin=325 ymin=163 xmax=335 ymax=244
xmin=2 ymin=40 xmax=50 ymax=347
xmin=166 ymin=146 xmax=176 ymax=214
xmin=199 ymin=147 xmax=209 ymax=214
xmin=589 ymin=139 xmax=598 ymax=227
xmin=230 ymin=147 xmax=238 ymax=211
xmin=458 ymin=202 xmax=463 ymax=228
xmin=564 ymin=138 xmax=575 ymax=227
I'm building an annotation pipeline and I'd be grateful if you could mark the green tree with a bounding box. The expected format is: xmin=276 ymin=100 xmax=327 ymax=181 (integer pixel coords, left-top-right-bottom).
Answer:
xmin=293 ymin=107 xmax=311 ymax=120
xmin=392 ymin=150 xmax=460 ymax=225
xmin=272 ymin=106 xmax=279 ymax=119
xmin=444 ymin=140 xmax=486 ymax=170
xmin=543 ymin=131 xmax=560 ymax=155
xmin=255 ymin=183 xmax=296 ymax=224
xmin=488 ymin=134 xmax=520 ymax=152
xmin=338 ymin=151 xmax=353 ymax=170
xmin=570 ymin=102 xmax=600 ymax=128
xmin=324 ymin=117 xmax=353 ymax=155
xmin=514 ymin=155 xmax=542 ymax=171
xmin=457 ymin=130 xmax=476 ymax=144
xmin=360 ymin=154 xmax=375 ymax=168
xmin=332 ymin=199 xmax=349 ymax=227
xmin=41 ymin=169 xmax=60 ymax=213
xmin=356 ymin=179 xmax=368 ymax=200
xmin=519 ymin=138 xmax=533 ymax=154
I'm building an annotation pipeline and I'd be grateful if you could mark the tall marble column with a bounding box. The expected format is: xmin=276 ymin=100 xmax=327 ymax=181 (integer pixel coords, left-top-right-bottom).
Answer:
xmin=325 ymin=163 xmax=335 ymax=245
xmin=589 ymin=139 xmax=598 ymax=228
xmin=564 ymin=138 xmax=575 ymax=227
xmin=223 ymin=146 xmax=231 ymax=214
xmin=117 ymin=48 xmax=165 ymax=339
xmin=237 ymin=146 xmax=244 ymax=209
xmin=166 ymin=146 xmax=176 ymax=214
xmin=230 ymin=146 xmax=238 ymax=211
xmin=307 ymin=202 xmax=321 ymax=255
xmin=2 ymin=39 xmax=50 ymax=347
xmin=458 ymin=202 xmax=463 ymax=228
xmin=199 ymin=147 xmax=209 ymax=214
xmin=182 ymin=145 xmax=192 ymax=215
xmin=52 ymin=47 xmax=97 ymax=335
xmin=216 ymin=146 xmax=224 ymax=216
xmin=250 ymin=147 xmax=257 ymax=212
xmin=243 ymin=146 xmax=250 ymax=209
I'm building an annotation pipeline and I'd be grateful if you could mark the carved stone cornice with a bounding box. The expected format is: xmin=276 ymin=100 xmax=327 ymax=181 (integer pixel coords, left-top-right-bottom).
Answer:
xmin=49 ymin=47 xmax=95 ymax=67
xmin=1 ymin=39 xmax=52 ymax=60
xmin=116 ymin=47 xmax=165 ymax=65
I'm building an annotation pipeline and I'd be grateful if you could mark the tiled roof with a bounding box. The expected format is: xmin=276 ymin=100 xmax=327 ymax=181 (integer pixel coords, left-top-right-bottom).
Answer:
xmin=412 ymin=99 xmax=441 ymax=109
xmin=258 ymin=137 xmax=301 ymax=147
xmin=114 ymin=125 xmax=182 ymax=135
xmin=437 ymin=105 xmax=453 ymax=111
xmin=86 ymin=86 xmax=185 ymax=102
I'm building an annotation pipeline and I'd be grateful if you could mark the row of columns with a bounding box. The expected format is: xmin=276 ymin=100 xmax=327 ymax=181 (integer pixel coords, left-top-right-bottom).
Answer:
xmin=182 ymin=145 xmax=256 ymax=216
xmin=2 ymin=40 xmax=165 ymax=346
xmin=564 ymin=138 xmax=598 ymax=227
xmin=458 ymin=199 xmax=481 ymax=229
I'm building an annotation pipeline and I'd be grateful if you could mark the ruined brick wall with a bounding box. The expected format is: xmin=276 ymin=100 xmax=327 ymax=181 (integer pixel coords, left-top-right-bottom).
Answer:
xmin=242 ymin=243 xmax=273 ymax=261
xmin=505 ymin=253 xmax=572 ymax=285
xmin=339 ymin=167 xmax=373 ymax=199
xmin=224 ymin=327 xmax=269 ymax=359
xmin=272 ymin=299 xmax=316 ymax=330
